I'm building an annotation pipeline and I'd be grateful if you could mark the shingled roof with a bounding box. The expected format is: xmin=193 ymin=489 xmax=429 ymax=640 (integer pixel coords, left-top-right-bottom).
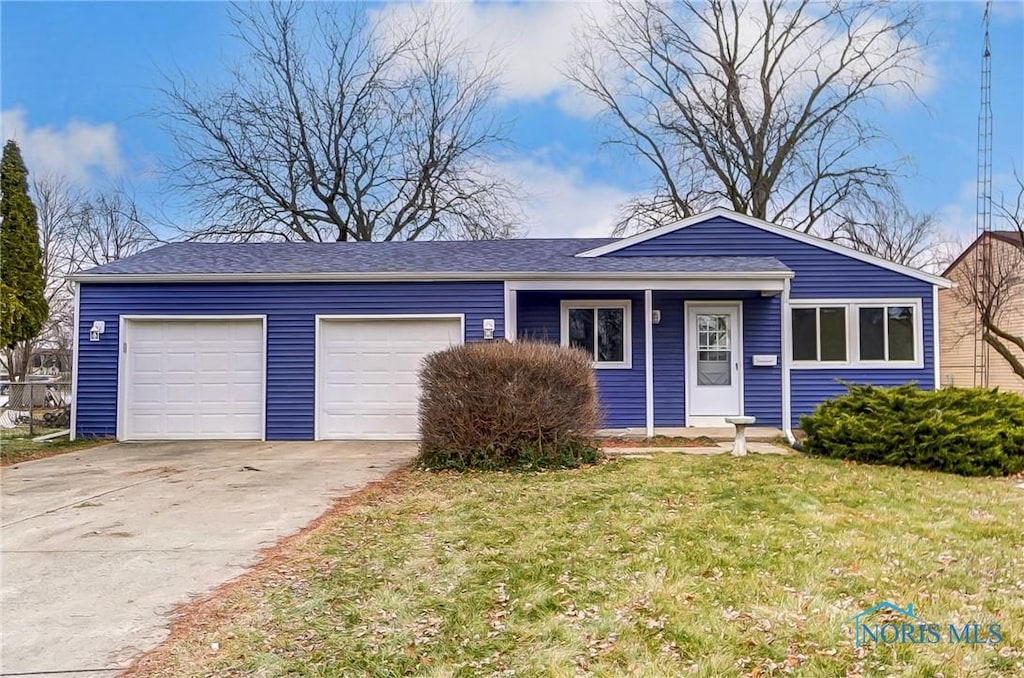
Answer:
xmin=74 ymin=239 xmax=793 ymax=279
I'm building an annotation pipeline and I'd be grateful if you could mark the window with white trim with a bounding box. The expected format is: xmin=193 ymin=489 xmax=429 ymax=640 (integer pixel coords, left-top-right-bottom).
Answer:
xmin=560 ymin=300 xmax=631 ymax=368
xmin=792 ymin=306 xmax=847 ymax=363
xmin=790 ymin=300 xmax=921 ymax=367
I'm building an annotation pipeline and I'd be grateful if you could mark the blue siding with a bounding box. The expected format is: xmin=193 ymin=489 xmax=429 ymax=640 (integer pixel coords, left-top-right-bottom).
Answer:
xmin=76 ymin=281 xmax=505 ymax=439
xmin=517 ymin=291 xmax=645 ymax=428
xmin=652 ymin=292 xmax=782 ymax=427
xmin=611 ymin=216 xmax=936 ymax=427
xmin=517 ymin=291 xmax=782 ymax=428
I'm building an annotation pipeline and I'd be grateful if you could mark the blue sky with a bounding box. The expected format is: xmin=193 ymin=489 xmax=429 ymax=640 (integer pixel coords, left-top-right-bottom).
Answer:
xmin=2 ymin=1 xmax=1022 ymax=241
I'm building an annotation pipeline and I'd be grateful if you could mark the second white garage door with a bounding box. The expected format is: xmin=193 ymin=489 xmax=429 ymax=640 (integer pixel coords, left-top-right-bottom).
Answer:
xmin=317 ymin=316 xmax=463 ymax=439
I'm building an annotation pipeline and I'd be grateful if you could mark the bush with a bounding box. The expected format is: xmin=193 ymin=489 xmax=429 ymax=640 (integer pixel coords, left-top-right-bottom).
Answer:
xmin=801 ymin=384 xmax=1024 ymax=476
xmin=418 ymin=340 xmax=602 ymax=470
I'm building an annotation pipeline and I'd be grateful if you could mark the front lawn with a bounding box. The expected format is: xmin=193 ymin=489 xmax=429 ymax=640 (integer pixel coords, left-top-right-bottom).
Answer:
xmin=133 ymin=455 xmax=1023 ymax=677
xmin=0 ymin=431 xmax=110 ymax=466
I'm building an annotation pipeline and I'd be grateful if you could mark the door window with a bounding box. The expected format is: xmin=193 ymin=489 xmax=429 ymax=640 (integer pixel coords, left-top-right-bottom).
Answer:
xmin=696 ymin=313 xmax=731 ymax=386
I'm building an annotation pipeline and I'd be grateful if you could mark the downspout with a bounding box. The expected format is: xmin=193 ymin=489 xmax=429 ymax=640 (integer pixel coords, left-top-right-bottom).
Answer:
xmin=780 ymin=277 xmax=796 ymax=445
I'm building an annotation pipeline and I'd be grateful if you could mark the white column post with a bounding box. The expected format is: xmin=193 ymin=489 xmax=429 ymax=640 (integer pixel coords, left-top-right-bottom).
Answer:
xmin=780 ymin=277 xmax=794 ymax=442
xmin=504 ymin=283 xmax=517 ymax=342
xmin=644 ymin=289 xmax=654 ymax=437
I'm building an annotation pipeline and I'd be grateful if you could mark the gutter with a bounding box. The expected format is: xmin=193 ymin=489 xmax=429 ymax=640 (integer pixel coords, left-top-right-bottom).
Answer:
xmin=68 ymin=270 xmax=796 ymax=284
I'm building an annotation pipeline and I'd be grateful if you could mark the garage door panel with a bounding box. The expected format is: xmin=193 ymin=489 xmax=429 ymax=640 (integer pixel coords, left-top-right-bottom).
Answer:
xmin=318 ymin=317 xmax=462 ymax=439
xmin=123 ymin=319 xmax=264 ymax=440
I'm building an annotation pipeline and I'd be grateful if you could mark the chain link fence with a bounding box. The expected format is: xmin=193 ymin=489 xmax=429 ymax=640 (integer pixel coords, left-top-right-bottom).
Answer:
xmin=0 ymin=379 xmax=72 ymax=437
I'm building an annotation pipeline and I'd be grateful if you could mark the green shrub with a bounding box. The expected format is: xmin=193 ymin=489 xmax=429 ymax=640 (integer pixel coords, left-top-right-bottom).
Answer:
xmin=418 ymin=341 xmax=602 ymax=471
xmin=801 ymin=384 xmax=1024 ymax=476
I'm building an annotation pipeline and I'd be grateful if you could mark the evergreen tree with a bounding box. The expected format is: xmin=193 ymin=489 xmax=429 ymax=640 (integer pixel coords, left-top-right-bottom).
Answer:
xmin=1 ymin=140 xmax=48 ymax=362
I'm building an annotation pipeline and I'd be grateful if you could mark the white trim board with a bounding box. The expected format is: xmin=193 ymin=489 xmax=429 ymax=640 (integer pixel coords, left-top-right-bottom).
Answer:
xmin=644 ymin=290 xmax=654 ymax=436
xmin=313 ymin=313 xmax=466 ymax=441
xmin=788 ymin=298 xmax=925 ymax=370
xmin=780 ymin=278 xmax=793 ymax=439
xmin=72 ymin=269 xmax=794 ymax=285
xmin=932 ymin=286 xmax=941 ymax=390
xmin=116 ymin=314 xmax=268 ymax=441
xmin=503 ymin=282 xmax=517 ymax=342
xmin=558 ymin=300 xmax=633 ymax=370
xmin=574 ymin=207 xmax=953 ymax=289
xmin=70 ymin=282 xmax=80 ymax=440
xmin=508 ymin=277 xmax=787 ymax=292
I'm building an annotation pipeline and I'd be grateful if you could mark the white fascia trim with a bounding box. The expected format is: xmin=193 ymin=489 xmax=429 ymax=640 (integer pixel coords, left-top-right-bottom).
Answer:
xmin=788 ymin=298 xmax=925 ymax=370
xmin=508 ymin=277 xmax=787 ymax=292
xmin=559 ymin=299 xmax=632 ymax=370
xmin=932 ymin=285 xmax=941 ymax=390
xmin=117 ymin=314 xmax=268 ymax=442
xmin=644 ymin=290 xmax=654 ymax=436
xmin=574 ymin=207 xmax=954 ymax=289
xmin=71 ymin=269 xmax=794 ymax=285
xmin=70 ymin=281 xmax=80 ymax=440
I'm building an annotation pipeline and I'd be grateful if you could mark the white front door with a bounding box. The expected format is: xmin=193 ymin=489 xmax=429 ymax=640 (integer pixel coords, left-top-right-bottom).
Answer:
xmin=685 ymin=303 xmax=742 ymax=426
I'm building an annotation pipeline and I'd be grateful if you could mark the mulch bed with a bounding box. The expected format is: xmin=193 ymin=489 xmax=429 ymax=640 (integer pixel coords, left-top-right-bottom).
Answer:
xmin=596 ymin=435 xmax=719 ymax=448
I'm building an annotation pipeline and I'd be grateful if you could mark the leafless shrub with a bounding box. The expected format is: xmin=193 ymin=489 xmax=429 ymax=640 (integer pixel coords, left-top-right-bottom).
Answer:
xmin=418 ymin=341 xmax=601 ymax=469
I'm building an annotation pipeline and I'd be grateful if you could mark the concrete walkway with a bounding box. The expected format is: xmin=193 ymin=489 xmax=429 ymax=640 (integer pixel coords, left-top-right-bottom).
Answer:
xmin=603 ymin=441 xmax=789 ymax=456
xmin=0 ymin=440 xmax=415 ymax=677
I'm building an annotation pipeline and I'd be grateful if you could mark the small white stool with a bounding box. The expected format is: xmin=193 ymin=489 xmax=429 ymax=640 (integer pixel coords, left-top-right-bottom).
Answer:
xmin=725 ymin=416 xmax=756 ymax=456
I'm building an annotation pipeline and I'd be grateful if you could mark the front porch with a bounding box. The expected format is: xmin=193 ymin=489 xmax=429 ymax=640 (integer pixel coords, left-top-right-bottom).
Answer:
xmin=506 ymin=272 xmax=795 ymax=436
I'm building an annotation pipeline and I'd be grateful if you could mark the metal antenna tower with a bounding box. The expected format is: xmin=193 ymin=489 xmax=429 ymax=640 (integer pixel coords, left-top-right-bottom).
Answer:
xmin=973 ymin=0 xmax=993 ymax=387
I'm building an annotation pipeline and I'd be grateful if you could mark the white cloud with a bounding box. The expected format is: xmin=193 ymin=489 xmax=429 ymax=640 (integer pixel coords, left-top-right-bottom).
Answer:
xmin=373 ymin=1 xmax=612 ymax=117
xmin=496 ymin=155 xmax=630 ymax=238
xmin=934 ymin=172 xmax=1021 ymax=242
xmin=1 ymin=109 xmax=123 ymax=185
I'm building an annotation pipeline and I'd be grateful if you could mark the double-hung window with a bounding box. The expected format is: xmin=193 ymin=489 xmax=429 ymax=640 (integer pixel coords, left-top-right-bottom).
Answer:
xmin=791 ymin=300 xmax=921 ymax=367
xmin=560 ymin=300 xmax=631 ymax=368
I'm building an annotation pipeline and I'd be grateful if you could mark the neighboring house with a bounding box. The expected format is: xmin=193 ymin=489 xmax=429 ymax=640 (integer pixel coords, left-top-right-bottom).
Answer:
xmin=939 ymin=231 xmax=1024 ymax=393
xmin=69 ymin=208 xmax=951 ymax=442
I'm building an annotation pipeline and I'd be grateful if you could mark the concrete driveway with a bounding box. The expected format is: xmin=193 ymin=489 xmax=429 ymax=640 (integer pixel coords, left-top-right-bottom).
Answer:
xmin=1 ymin=440 xmax=415 ymax=677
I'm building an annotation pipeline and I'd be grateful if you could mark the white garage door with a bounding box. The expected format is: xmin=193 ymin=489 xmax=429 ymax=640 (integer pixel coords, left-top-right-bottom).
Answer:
xmin=317 ymin=316 xmax=463 ymax=439
xmin=122 ymin=319 xmax=264 ymax=440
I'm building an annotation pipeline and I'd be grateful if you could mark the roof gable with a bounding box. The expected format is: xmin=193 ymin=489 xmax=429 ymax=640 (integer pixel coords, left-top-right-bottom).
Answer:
xmin=576 ymin=207 xmax=952 ymax=288
xmin=942 ymin=230 xmax=1024 ymax=276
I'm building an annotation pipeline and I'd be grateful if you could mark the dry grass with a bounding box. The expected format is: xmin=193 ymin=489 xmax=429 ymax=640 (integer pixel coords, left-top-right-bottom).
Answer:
xmin=0 ymin=431 xmax=111 ymax=466
xmin=129 ymin=454 xmax=1024 ymax=677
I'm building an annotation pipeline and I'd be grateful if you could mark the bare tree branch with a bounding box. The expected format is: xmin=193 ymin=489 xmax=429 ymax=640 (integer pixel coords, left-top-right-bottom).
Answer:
xmin=161 ymin=2 xmax=519 ymax=242
xmin=567 ymin=0 xmax=927 ymax=234
xmin=830 ymin=191 xmax=938 ymax=268
xmin=950 ymin=171 xmax=1024 ymax=381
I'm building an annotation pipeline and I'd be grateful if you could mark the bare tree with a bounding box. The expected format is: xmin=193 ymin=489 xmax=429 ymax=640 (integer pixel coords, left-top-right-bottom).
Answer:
xmin=1 ymin=175 xmax=82 ymax=380
xmin=74 ymin=187 xmax=155 ymax=267
xmin=952 ymin=176 xmax=1024 ymax=380
xmin=1 ymin=177 xmax=155 ymax=380
xmin=828 ymin=193 xmax=939 ymax=268
xmin=162 ymin=2 xmax=518 ymax=242
xmin=568 ymin=0 xmax=928 ymax=234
